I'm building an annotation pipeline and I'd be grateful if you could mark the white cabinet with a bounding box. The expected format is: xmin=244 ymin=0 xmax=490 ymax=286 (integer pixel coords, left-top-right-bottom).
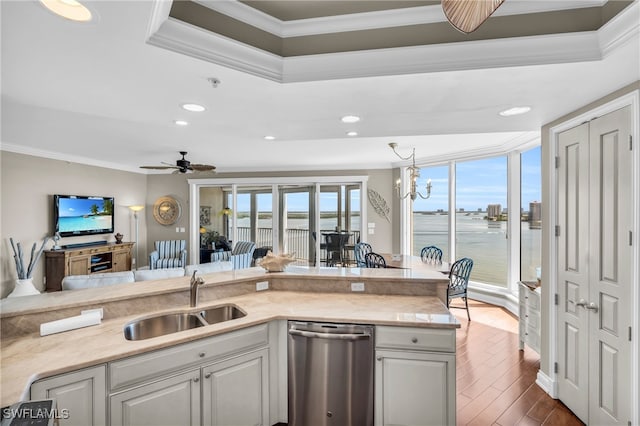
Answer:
xmin=110 ymin=370 xmax=200 ymax=426
xmin=202 ymin=348 xmax=270 ymax=426
xmin=30 ymin=365 xmax=107 ymax=426
xmin=518 ymin=282 xmax=541 ymax=354
xmin=375 ymin=326 xmax=456 ymax=426
xmin=108 ymin=324 xmax=271 ymax=426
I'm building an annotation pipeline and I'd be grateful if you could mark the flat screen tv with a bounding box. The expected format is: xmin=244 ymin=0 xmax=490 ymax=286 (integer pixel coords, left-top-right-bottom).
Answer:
xmin=54 ymin=195 xmax=115 ymax=237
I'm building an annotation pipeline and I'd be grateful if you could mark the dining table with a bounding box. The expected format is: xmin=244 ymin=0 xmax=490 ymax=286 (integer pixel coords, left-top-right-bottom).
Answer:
xmin=381 ymin=253 xmax=451 ymax=274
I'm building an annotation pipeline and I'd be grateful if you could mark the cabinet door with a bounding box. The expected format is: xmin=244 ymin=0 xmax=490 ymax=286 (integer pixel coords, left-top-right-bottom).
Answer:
xmin=202 ymin=348 xmax=269 ymax=426
xmin=375 ymin=349 xmax=455 ymax=426
xmin=31 ymin=365 xmax=106 ymax=426
xmin=112 ymin=250 xmax=130 ymax=272
xmin=68 ymin=255 xmax=91 ymax=275
xmin=110 ymin=370 xmax=200 ymax=426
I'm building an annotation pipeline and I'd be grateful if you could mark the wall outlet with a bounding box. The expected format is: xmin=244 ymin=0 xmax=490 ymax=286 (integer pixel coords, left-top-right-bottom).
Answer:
xmin=81 ymin=307 xmax=104 ymax=319
xmin=368 ymin=228 xmax=375 ymax=235
xmin=351 ymin=282 xmax=365 ymax=292
xmin=256 ymin=281 xmax=269 ymax=291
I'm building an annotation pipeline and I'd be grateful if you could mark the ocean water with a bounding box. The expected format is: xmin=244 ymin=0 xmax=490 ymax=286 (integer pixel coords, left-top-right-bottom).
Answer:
xmin=234 ymin=212 xmax=541 ymax=286
xmin=59 ymin=215 xmax=112 ymax=233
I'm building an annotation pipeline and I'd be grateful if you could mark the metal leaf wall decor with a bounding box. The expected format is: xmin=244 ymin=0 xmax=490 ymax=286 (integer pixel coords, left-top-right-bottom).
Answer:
xmin=368 ymin=189 xmax=390 ymax=222
xmin=442 ymin=0 xmax=505 ymax=33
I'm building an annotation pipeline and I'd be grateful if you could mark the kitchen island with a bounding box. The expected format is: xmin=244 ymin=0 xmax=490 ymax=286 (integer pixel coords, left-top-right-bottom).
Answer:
xmin=1 ymin=266 xmax=459 ymax=425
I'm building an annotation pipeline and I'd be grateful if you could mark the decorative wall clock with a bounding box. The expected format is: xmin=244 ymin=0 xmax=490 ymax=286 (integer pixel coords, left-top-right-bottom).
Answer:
xmin=152 ymin=196 xmax=181 ymax=226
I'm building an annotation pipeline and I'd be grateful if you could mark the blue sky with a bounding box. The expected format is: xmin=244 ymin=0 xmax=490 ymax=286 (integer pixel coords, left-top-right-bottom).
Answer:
xmin=231 ymin=146 xmax=541 ymax=213
xmin=413 ymin=146 xmax=541 ymax=212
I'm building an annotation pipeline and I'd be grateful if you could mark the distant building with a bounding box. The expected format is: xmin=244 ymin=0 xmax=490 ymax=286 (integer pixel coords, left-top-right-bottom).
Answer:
xmin=487 ymin=204 xmax=502 ymax=220
xmin=529 ymin=201 xmax=542 ymax=229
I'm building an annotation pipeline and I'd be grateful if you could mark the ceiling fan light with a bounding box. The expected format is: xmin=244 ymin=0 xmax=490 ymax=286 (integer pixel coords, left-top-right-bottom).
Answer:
xmin=39 ymin=0 xmax=92 ymax=22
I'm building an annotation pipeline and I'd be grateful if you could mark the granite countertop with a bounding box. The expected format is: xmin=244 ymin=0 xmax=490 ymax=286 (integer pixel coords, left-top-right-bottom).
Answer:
xmin=0 ymin=267 xmax=457 ymax=406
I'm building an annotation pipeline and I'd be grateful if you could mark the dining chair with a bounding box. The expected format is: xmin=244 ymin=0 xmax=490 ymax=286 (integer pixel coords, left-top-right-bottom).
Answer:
xmin=325 ymin=233 xmax=348 ymax=266
xmin=365 ymin=252 xmax=386 ymax=268
xmin=354 ymin=242 xmax=372 ymax=267
xmin=420 ymin=245 xmax=443 ymax=264
xmin=447 ymin=257 xmax=474 ymax=321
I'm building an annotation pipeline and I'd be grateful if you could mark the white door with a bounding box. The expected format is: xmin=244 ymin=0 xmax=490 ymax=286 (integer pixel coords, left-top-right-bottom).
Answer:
xmin=557 ymin=106 xmax=632 ymax=425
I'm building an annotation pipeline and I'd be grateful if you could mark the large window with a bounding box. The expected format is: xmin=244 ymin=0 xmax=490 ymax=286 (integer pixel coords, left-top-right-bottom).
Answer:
xmin=520 ymin=146 xmax=542 ymax=282
xmin=456 ymin=157 xmax=508 ymax=287
xmin=409 ymin=144 xmax=541 ymax=290
xmin=411 ymin=165 xmax=449 ymax=261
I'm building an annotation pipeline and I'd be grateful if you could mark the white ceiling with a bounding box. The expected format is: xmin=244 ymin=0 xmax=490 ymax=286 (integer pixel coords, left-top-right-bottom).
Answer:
xmin=1 ymin=0 xmax=639 ymax=174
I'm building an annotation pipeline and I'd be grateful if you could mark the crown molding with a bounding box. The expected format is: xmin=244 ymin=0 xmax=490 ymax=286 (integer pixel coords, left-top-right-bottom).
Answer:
xmin=191 ymin=0 xmax=607 ymax=38
xmin=0 ymin=143 xmax=146 ymax=174
xmin=146 ymin=0 xmax=636 ymax=83
xmin=598 ymin=0 xmax=640 ymax=56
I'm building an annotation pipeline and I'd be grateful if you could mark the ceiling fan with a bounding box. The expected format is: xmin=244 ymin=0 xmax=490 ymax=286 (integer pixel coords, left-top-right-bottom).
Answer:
xmin=441 ymin=0 xmax=505 ymax=33
xmin=140 ymin=151 xmax=216 ymax=174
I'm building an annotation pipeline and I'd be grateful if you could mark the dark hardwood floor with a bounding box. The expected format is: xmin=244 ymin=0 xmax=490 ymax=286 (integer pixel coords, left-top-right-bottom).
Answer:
xmin=452 ymin=299 xmax=584 ymax=426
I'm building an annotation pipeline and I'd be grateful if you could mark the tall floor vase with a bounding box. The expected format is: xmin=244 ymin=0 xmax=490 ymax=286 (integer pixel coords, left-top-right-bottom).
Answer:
xmin=8 ymin=278 xmax=41 ymax=297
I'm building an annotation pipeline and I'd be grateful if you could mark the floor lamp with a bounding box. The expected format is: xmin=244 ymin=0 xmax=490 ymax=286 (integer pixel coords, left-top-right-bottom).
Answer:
xmin=129 ymin=205 xmax=144 ymax=270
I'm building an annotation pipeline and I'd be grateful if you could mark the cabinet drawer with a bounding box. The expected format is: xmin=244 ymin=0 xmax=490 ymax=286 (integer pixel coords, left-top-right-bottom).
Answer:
xmin=376 ymin=326 xmax=455 ymax=353
xmin=524 ymin=291 xmax=540 ymax=311
xmin=110 ymin=324 xmax=268 ymax=391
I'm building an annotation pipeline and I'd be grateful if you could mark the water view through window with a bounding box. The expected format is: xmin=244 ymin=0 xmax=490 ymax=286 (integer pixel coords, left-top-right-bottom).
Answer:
xmin=412 ymin=149 xmax=541 ymax=288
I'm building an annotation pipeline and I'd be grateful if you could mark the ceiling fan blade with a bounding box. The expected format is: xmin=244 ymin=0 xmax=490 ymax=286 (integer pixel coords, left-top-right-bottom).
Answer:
xmin=140 ymin=165 xmax=179 ymax=170
xmin=190 ymin=164 xmax=216 ymax=172
xmin=441 ymin=0 xmax=505 ymax=33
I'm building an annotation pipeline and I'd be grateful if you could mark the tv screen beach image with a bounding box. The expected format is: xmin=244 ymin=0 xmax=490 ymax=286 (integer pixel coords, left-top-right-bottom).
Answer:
xmin=58 ymin=197 xmax=113 ymax=233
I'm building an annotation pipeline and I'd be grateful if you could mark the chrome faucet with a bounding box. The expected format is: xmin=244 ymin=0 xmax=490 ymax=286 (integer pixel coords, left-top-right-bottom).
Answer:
xmin=190 ymin=271 xmax=205 ymax=308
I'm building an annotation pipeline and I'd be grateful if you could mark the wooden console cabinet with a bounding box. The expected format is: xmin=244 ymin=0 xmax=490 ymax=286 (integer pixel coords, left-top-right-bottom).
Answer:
xmin=44 ymin=242 xmax=134 ymax=292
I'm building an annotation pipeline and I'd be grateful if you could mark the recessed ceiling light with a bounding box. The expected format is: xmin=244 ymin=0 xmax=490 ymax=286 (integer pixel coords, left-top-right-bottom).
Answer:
xmin=181 ymin=103 xmax=206 ymax=112
xmin=499 ymin=106 xmax=531 ymax=117
xmin=264 ymin=135 xmax=276 ymax=140
xmin=174 ymin=120 xmax=189 ymax=126
xmin=341 ymin=115 xmax=360 ymax=123
xmin=40 ymin=0 xmax=92 ymax=22
xmin=347 ymin=131 xmax=358 ymax=137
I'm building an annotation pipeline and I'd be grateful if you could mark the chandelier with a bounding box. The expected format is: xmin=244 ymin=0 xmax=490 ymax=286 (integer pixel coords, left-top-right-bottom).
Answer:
xmin=389 ymin=143 xmax=432 ymax=201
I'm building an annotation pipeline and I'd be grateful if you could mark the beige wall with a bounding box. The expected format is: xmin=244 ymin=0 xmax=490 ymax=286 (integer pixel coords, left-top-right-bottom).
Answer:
xmin=0 ymin=151 xmax=148 ymax=297
xmin=0 ymin=151 xmax=398 ymax=298
xmin=539 ymin=81 xmax=640 ymax=379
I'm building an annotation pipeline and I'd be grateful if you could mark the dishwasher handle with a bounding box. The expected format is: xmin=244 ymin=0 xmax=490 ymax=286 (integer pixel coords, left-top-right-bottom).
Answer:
xmin=288 ymin=328 xmax=371 ymax=341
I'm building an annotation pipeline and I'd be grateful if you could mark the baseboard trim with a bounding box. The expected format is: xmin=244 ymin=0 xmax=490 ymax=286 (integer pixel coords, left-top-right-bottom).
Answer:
xmin=536 ymin=370 xmax=558 ymax=399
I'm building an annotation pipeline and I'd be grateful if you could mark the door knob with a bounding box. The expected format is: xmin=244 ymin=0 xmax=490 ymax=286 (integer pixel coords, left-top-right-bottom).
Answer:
xmin=576 ymin=298 xmax=588 ymax=308
xmin=585 ymin=302 xmax=599 ymax=313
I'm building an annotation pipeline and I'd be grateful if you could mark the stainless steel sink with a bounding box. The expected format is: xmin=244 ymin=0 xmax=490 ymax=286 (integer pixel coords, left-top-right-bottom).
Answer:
xmin=196 ymin=305 xmax=246 ymax=324
xmin=124 ymin=304 xmax=247 ymax=341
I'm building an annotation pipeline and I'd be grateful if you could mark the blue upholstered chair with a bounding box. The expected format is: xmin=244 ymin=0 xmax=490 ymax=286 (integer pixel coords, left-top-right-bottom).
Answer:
xmin=210 ymin=241 xmax=256 ymax=269
xmin=149 ymin=240 xmax=187 ymax=270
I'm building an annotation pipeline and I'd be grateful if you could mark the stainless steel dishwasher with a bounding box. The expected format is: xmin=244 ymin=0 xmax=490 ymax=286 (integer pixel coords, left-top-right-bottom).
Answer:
xmin=288 ymin=321 xmax=374 ymax=426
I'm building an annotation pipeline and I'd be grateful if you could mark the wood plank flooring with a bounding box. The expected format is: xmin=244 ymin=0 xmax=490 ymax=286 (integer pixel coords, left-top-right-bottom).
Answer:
xmin=452 ymin=299 xmax=584 ymax=426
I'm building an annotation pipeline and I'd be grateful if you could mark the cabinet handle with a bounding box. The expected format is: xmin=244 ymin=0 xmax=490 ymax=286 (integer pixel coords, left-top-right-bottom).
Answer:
xmin=411 ymin=337 xmax=418 ymax=343
xmin=205 ymin=373 xmax=212 ymax=379
xmin=376 ymin=356 xmax=382 ymax=361
xmin=193 ymin=377 xmax=200 ymax=383
xmin=199 ymin=352 xmax=205 ymax=358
